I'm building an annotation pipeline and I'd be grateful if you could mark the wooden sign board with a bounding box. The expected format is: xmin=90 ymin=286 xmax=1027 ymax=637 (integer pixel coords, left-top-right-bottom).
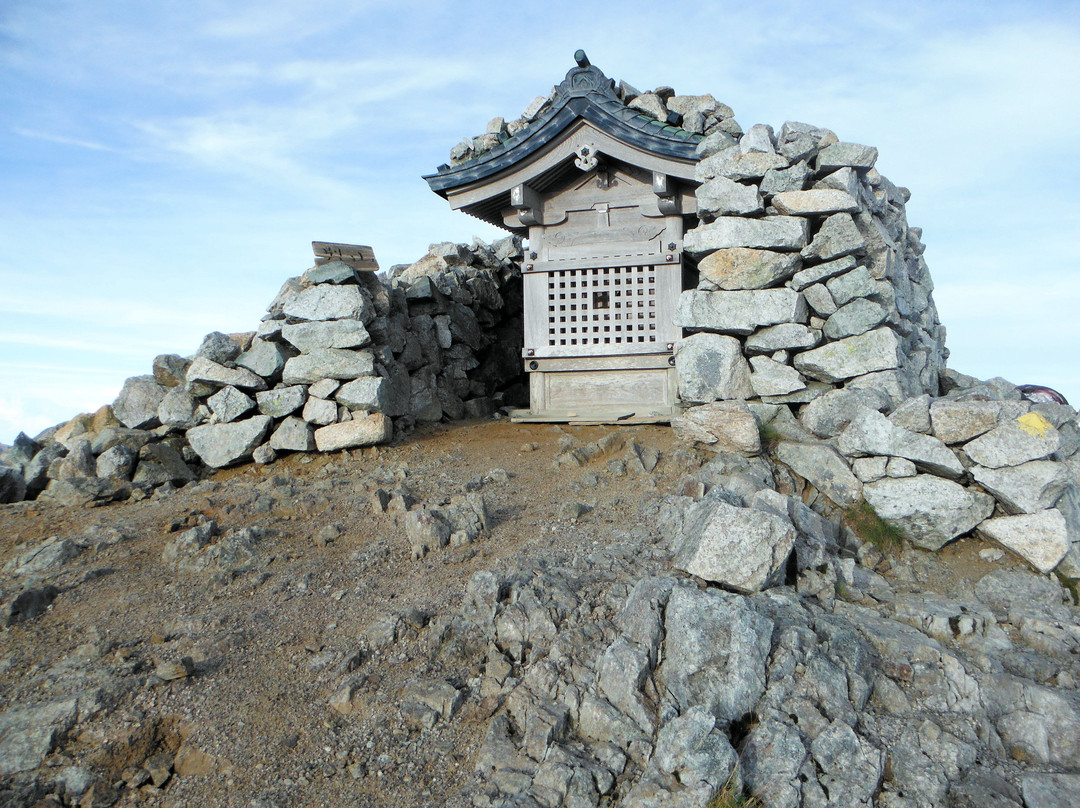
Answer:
xmin=312 ymin=242 xmax=379 ymax=272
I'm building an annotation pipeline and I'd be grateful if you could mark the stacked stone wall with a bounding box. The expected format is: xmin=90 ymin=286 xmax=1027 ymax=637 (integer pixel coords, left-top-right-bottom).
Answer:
xmin=676 ymin=121 xmax=947 ymax=411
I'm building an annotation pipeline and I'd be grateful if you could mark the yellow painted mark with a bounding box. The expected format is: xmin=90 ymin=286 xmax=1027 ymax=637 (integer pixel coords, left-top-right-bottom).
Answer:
xmin=1016 ymin=412 xmax=1054 ymax=438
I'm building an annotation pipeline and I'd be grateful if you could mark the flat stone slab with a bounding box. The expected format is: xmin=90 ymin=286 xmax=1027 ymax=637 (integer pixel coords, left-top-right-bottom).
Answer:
xmin=793 ymin=327 xmax=900 ymax=382
xmin=187 ymin=416 xmax=271 ymax=468
xmin=186 ymin=357 xmax=267 ymax=391
xmin=112 ymin=376 xmax=167 ymax=430
xmin=837 ymin=409 xmax=965 ymax=479
xmin=671 ymin=401 xmax=761 ymax=455
xmin=816 ymin=141 xmax=878 ymax=172
xmin=744 ymin=323 xmax=820 ymax=354
xmin=314 ymin=414 xmax=392 ymax=451
xmin=749 ymin=356 xmax=806 ymax=397
xmin=269 ymin=416 xmax=315 ymax=452
xmin=282 ymin=320 xmax=371 ymax=353
xmin=930 ymin=399 xmax=1030 ymax=444
xmin=282 ymin=349 xmax=375 ymax=385
xmin=970 ymin=461 xmax=1073 ymax=514
xmin=675 ymin=289 xmax=807 ymax=335
xmin=684 ymin=217 xmax=809 ymax=255
xmin=863 ymin=475 xmax=995 ymax=551
xmin=977 ymin=510 xmax=1069 ymax=573
xmin=963 ymin=413 xmax=1061 ymax=468
xmin=696 ymin=146 xmax=788 ymax=182
xmin=771 ymin=189 xmax=859 ymax=216
xmin=697 ymin=247 xmax=800 ymax=290
xmin=282 ymin=285 xmax=372 ymax=323
xmin=256 ymin=386 xmax=307 ymax=418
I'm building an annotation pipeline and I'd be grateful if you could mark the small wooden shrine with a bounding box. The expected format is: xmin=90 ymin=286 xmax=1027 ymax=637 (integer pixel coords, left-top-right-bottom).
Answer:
xmin=425 ymin=51 xmax=702 ymax=422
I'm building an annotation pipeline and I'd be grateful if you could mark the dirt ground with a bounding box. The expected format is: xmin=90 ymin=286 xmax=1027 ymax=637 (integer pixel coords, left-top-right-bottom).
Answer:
xmin=0 ymin=418 xmax=692 ymax=808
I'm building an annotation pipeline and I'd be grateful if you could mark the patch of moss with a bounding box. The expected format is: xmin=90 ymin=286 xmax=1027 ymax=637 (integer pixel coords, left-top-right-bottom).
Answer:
xmin=843 ymin=499 xmax=905 ymax=554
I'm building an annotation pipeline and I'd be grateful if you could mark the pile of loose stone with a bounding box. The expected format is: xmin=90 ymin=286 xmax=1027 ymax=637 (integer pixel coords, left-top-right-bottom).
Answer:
xmin=670 ymin=367 xmax=1080 ymax=587
xmin=0 ymin=237 xmax=525 ymax=507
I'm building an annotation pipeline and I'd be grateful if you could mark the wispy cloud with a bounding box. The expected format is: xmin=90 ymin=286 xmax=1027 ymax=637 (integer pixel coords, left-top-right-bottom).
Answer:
xmin=12 ymin=127 xmax=114 ymax=151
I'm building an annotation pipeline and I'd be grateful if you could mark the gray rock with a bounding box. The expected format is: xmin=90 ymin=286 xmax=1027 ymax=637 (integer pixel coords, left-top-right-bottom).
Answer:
xmin=825 ymin=266 xmax=878 ymax=306
xmin=810 ymin=721 xmax=883 ymax=806
xmin=674 ymin=498 xmax=797 ymax=592
xmin=684 ymin=216 xmax=809 ymax=255
xmin=196 ymin=331 xmax=242 ymax=364
xmin=1020 ymin=773 xmax=1080 ymax=808
xmin=760 ymin=161 xmax=811 ymax=195
xmin=977 ymin=510 xmax=1070 ymax=573
xmin=653 ymin=706 xmax=739 ymax=790
xmin=0 ymin=698 xmax=78 ymax=776
xmin=801 ymin=283 xmax=838 ymax=316
xmin=308 ymin=378 xmax=341 ymax=399
xmin=930 ymin=399 xmax=1029 ymax=444
xmin=886 ymin=457 xmax=916 ymax=477
xmin=793 ymin=327 xmax=900 ymax=382
xmin=777 ymin=121 xmax=836 ymax=161
xmin=598 ymin=636 xmax=652 ymax=733
xmin=964 ymin=413 xmax=1062 ymax=468
xmin=406 ymin=508 xmax=450 ymax=560
xmin=744 ymin=323 xmax=820 ymax=354
xmin=696 ymin=145 xmax=788 ymax=182
xmin=56 ymin=439 xmax=94 ymax=479
xmin=697 ymin=176 xmax=762 ymax=219
xmin=741 ymin=718 xmax=807 ymax=808
xmin=816 ymin=141 xmax=879 ymax=172
xmin=132 ymin=442 xmax=194 ymax=486
xmin=157 ymin=386 xmax=201 ymax=430
xmin=789 ymin=255 xmax=857 ymax=291
xmin=112 ymin=375 xmax=167 ymax=429
xmin=95 ymin=444 xmax=137 ymax=480
xmin=697 ymin=247 xmax=800 ymax=291
xmin=837 ymin=409 xmax=965 ymax=479
xmin=235 ymin=339 xmax=291 ymax=379
xmin=269 ymin=416 xmax=315 ymax=452
xmin=672 ymin=401 xmax=761 ymax=454
xmin=674 ymin=289 xmax=807 ymax=335
xmin=302 ymin=396 xmax=338 ymax=426
xmin=256 ymin=385 xmax=307 ymax=418
xmin=801 ymin=213 xmax=866 ymax=263
xmin=186 ymin=356 xmax=267 ymax=391
xmin=313 ymin=414 xmax=392 ymax=452
xmin=152 ymin=354 xmax=190 ymax=388
xmin=852 ymin=456 xmax=887 ymax=482
xmin=799 ymin=388 xmax=888 ymax=438
xmin=336 ymin=376 xmax=388 ymax=412
xmin=749 ymin=356 xmax=806 ymax=397
xmin=4 ymin=535 xmax=80 ymax=577
xmin=186 ymin=416 xmax=272 ymax=468
xmin=282 ymin=284 xmax=372 ymax=323
xmin=673 ymin=333 xmax=753 ymax=402
xmin=0 ymin=465 xmax=27 ymax=504
xmin=303 ymin=259 xmax=358 ymax=285
xmin=657 ymin=585 xmax=772 ymax=722
xmin=281 ymin=320 xmax=371 ymax=353
xmin=772 ymin=189 xmax=859 ymax=216
xmin=888 ymin=394 xmax=932 ymax=434
xmin=863 ymin=475 xmax=995 ymax=550
xmin=207 ymin=386 xmax=255 ymax=424
xmin=282 ymin=349 xmax=375 ymax=385
xmin=950 ymin=768 xmax=1024 ymax=808
xmin=971 ymin=461 xmax=1073 ymax=514
xmin=740 ymin=123 xmax=775 ymax=153
xmin=774 ymin=440 xmax=863 ymax=508
xmin=37 ymin=477 xmax=129 ymax=507
xmin=822 ymin=298 xmax=889 ymax=339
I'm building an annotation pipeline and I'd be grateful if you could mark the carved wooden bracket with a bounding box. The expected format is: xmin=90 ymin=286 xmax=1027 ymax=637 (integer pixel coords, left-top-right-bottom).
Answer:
xmin=511 ymin=183 xmax=543 ymax=226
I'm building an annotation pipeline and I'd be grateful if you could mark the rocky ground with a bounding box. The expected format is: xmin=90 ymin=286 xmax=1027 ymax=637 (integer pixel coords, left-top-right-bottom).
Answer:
xmin=2 ymin=417 xmax=1079 ymax=808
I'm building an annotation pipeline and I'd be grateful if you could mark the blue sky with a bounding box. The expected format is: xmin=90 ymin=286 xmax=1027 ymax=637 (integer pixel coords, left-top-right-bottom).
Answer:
xmin=2 ymin=1 xmax=1078 ymax=443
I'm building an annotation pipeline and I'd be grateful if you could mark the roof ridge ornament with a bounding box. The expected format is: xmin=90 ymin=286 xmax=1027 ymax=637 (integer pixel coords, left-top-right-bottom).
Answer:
xmin=557 ymin=49 xmax=619 ymax=102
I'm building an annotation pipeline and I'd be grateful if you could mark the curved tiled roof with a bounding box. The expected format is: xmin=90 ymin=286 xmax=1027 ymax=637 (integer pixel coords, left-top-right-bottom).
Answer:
xmin=424 ymin=52 xmax=703 ymax=196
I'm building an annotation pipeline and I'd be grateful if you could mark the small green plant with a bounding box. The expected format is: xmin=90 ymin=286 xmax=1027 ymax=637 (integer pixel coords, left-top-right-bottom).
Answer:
xmin=1055 ymin=569 xmax=1080 ymax=606
xmin=758 ymin=422 xmax=782 ymax=450
xmin=843 ymin=499 xmax=905 ymax=553
xmin=706 ymin=770 xmax=761 ymax=808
